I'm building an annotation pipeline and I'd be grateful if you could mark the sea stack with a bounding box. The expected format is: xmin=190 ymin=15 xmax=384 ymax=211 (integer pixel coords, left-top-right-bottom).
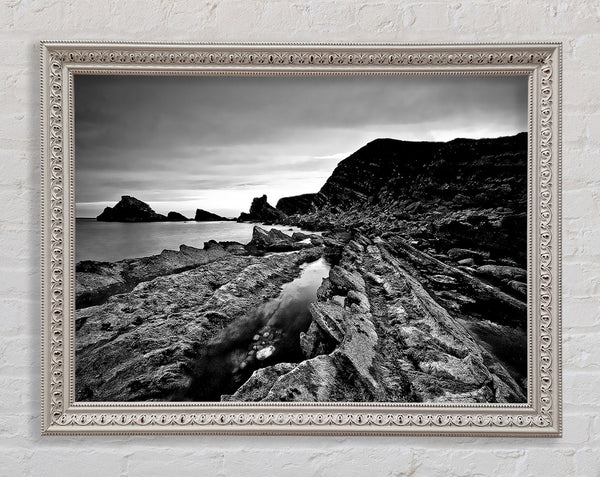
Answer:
xmin=194 ymin=209 xmax=230 ymax=222
xmin=238 ymin=195 xmax=287 ymax=223
xmin=167 ymin=211 xmax=189 ymax=221
xmin=96 ymin=196 xmax=167 ymax=222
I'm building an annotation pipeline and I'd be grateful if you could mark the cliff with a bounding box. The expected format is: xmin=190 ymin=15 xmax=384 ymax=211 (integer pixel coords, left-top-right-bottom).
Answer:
xmin=278 ymin=133 xmax=528 ymax=265
xmin=276 ymin=193 xmax=325 ymax=215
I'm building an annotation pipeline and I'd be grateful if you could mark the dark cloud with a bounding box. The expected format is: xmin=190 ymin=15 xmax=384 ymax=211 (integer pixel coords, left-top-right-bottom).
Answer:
xmin=75 ymin=74 xmax=527 ymax=217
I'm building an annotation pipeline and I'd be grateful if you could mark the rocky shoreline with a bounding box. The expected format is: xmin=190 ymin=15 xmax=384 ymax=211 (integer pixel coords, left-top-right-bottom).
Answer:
xmin=76 ymin=224 xmax=526 ymax=403
xmin=224 ymin=231 xmax=526 ymax=403
xmin=76 ymin=133 xmax=528 ymax=403
xmin=76 ymin=234 xmax=325 ymax=401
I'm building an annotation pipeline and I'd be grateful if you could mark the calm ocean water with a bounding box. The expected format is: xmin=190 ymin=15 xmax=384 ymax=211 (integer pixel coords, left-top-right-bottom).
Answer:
xmin=75 ymin=219 xmax=316 ymax=263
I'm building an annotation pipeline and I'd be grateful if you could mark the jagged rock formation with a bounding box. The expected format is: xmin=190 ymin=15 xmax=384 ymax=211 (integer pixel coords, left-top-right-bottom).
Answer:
xmin=238 ymin=195 xmax=287 ymax=223
xmin=226 ymin=233 xmax=526 ymax=403
xmin=195 ymin=208 xmax=230 ymax=221
xmin=245 ymin=226 xmax=312 ymax=254
xmin=76 ymin=246 xmax=324 ymax=401
xmin=75 ymin=227 xmax=311 ymax=309
xmin=97 ymin=195 xmax=168 ymax=222
xmin=227 ymin=133 xmax=528 ymax=403
xmin=167 ymin=211 xmax=189 ymax=221
xmin=76 ymin=242 xmax=230 ymax=309
xmin=78 ymin=134 xmax=528 ymax=404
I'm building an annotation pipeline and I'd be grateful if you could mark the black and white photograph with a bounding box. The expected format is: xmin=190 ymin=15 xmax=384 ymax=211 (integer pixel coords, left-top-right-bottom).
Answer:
xmin=74 ymin=73 xmax=529 ymax=404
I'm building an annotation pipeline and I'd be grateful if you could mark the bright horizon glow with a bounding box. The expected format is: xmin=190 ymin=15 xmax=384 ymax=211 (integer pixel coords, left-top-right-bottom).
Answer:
xmin=75 ymin=129 xmax=524 ymax=218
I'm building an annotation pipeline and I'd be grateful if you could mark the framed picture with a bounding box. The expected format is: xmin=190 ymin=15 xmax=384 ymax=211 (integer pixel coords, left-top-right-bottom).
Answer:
xmin=41 ymin=42 xmax=562 ymax=436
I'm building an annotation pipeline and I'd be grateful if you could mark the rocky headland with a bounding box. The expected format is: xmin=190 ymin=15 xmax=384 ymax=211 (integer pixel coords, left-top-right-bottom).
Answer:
xmin=77 ymin=133 xmax=527 ymax=403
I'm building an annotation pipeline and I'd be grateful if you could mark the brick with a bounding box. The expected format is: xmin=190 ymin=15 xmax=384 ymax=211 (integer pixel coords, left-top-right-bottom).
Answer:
xmin=518 ymin=449 xmax=577 ymax=476
xmin=11 ymin=0 xmax=67 ymax=31
xmin=563 ymin=296 xmax=600 ymax=328
xmin=0 ymin=337 xmax=39 ymax=379
xmin=415 ymin=449 xmax=521 ymax=476
xmin=452 ymin=2 xmax=502 ymax=33
xmin=0 ymin=0 xmax=599 ymax=475
xmin=563 ymin=371 xmax=600 ymax=408
xmin=586 ymin=113 xmax=600 ymax=145
xmin=560 ymin=413 xmax=592 ymax=445
xmin=408 ymin=3 xmax=454 ymax=31
xmin=562 ymin=259 xmax=600 ymax=301
xmin=30 ymin=450 xmax=123 ymax=477
xmin=563 ymin=331 xmax=600 ymax=370
xmin=126 ymin=449 xmax=224 ymax=477
xmin=574 ymin=448 xmax=600 ymax=477
xmin=355 ymin=4 xmax=403 ymax=33
xmin=563 ymin=187 xmax=600 ymax=219
xmin=0 ymin=449 xmax=33 ymax=477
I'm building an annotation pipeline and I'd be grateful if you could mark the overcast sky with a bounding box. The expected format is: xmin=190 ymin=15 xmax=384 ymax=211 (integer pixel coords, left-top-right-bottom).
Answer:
xmin=74 ymin=74 xmax=527 ymax=218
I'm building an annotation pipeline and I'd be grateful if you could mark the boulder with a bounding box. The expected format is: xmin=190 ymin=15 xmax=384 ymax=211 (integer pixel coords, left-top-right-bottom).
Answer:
xmin=447 ymin=248 xmax=489 ymax=262
xmin=329 ymin=265 xmax=366 ymax=294
xmin=476 ymin=264 xmax=527 ymax=282
xmin=291 ymin=232 xmax=309 ymax=241
xmin=75 ymin=244 xmax=230 ymax=309
xmin=245 ymin=226 xmax=311 ymax=254
xmin=217 ymin=241 xmax=248 ymax=255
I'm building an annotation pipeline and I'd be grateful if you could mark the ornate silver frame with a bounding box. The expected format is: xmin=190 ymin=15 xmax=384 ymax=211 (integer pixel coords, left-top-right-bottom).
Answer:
xmin=41 ymin=42 xmax=562 ymax=436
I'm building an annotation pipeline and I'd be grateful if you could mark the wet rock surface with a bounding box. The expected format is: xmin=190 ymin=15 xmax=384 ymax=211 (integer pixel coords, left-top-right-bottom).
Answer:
xmin=228 ymin=133 xmax=528 ymax=403
xmin=76 ymin=246 xmax=324 ymax=401
xmin=231 ymin=234 xmax=526 ymax=403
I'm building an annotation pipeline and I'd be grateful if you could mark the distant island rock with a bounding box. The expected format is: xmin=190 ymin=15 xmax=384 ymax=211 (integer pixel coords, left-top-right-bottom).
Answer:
xmin=195 ymin=208 xmax=230 ymax=222
xmin=97 ymin=196 xmax=167 ymax=222
xmin=167 ymin=211 xmax=189 ymax=221
xmin=238 ymin=194 xmax=287 ymax=223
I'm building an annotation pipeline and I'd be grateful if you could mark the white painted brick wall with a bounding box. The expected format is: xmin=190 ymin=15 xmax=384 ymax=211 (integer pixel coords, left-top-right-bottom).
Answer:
xmin=0 ymin=0 xmax=598 ymax=475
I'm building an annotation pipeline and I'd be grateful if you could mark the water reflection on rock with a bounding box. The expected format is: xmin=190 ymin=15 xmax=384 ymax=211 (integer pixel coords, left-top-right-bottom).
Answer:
xmin=186 ymin=257 xmax=331 ymax=401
